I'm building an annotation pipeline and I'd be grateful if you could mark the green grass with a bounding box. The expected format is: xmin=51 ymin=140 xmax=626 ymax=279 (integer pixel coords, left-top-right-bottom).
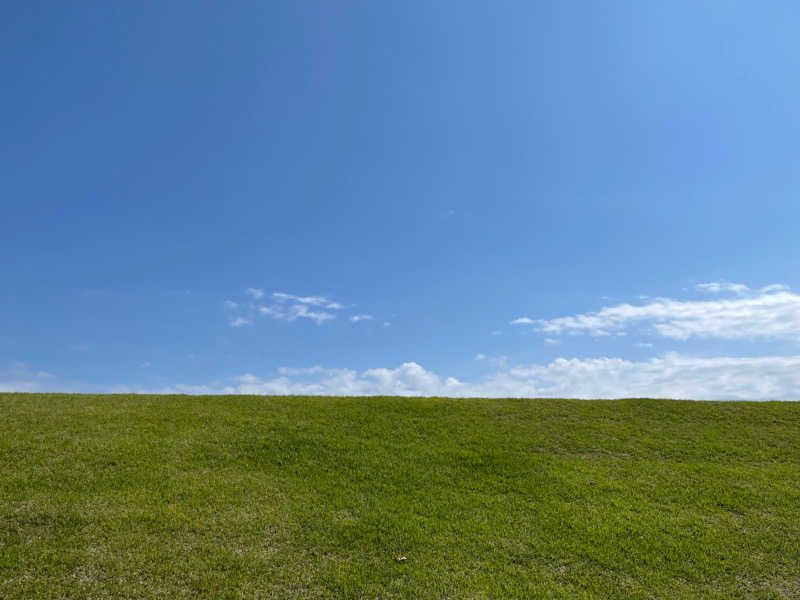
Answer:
xmin=1 ymin=394 xmax=799 ymax=599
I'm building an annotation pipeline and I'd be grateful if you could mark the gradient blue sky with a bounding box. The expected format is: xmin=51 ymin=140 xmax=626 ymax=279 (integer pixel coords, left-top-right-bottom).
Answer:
xmin=3 ymin=1 xmax=800 ymax=398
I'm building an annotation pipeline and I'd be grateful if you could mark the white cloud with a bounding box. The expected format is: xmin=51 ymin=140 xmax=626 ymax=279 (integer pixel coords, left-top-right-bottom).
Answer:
xmin=533 ymin=285 xmax=800 ymax=341
xmin=254 ymin=291 xmax=344 ymax=324
xmin=635 ymin=342 xmax=654 ymax=348
xmin=227 ymin=290 xmax=345 ymax=326
xmin=350 ymin=314 xmax=374 ymax=322
xmin=475 ymin=353 xmax=487 ymax=361
xmin=271 ymin=292 xmax=294 ymax=302
xmin=544 ymin=338 xmax=560 ymax=345
xmin=136 ymin=354 xmax=800 ymax=400
xmin=4 ymin=355 xmax=800 ymax=400
xmin=503 ymin=354 xmax=800 ymax=400
xmin=157 ymin=363 xmax=464 ymax=397
xmin=694 ymin=282 xmax=788 ymax=296
xmin=695 ymin=281 xmax=749 ymax=295
xmin=244 ymin=288 xmax=264 ymax=299
xmin=488 ymin=355 xmax=509 ymax=370
xmin=510 ymin=317 xmax=534 ymax=325
xmin=294 ymin=306 xmax=334 ymax=324
xmin=761 ymin=284 xmax=790 ymax=294
xmin=272 ymin=292 xmax=340 ymax=307
xmin=276 ymin=366 xmax=329 ymax=376
xmin=258 ymin=304 xmax=333 ymax=325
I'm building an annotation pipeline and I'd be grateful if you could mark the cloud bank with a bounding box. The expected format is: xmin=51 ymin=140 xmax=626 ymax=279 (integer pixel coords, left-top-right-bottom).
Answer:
xmin=5 ymin=353 xmax=800 ymax=400
xmin=119 ymin=354 xmax=800 ymax=400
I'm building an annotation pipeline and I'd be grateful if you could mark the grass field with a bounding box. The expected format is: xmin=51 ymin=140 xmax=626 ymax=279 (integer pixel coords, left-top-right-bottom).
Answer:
xmin=1 ymin=394 xmax=798 ymax=599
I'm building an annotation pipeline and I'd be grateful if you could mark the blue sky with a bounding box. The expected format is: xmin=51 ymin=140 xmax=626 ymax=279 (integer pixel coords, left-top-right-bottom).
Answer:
xmin=3 ymin=1 xmax=800 ymax=399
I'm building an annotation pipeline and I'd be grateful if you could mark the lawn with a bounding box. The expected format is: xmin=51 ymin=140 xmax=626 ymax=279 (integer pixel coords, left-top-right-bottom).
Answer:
xmin=1 ymin=394 xmax=798 ymax=599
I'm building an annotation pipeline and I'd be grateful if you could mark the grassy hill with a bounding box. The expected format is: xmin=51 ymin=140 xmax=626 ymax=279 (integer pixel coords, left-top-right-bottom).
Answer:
xmin=1 ymin=394 xmax=798 ymax=599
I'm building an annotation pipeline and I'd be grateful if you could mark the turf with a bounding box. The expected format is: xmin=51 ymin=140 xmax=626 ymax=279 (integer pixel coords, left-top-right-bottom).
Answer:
xmin=1 ymin=394 xmax=798 ymax=599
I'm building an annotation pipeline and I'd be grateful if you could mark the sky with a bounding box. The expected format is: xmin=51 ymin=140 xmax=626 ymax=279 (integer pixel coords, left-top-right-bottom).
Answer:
xmin=2 ymin=1 xmax=800 ymax=399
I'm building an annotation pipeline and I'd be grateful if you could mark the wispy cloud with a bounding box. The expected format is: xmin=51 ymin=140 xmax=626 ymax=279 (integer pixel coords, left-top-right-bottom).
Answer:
xmin=276 ymin=366 xmax=330 ymax=376
xmin=261 ymin=292 xmax=344 ymax=323
xmin=350 ymin=314 xmax=374 ymax=323
xmin=0 ymin=381 xmax=42 ymax=392
xmin=4 ymin=361 xmax=54 ymax=379
xmin=259 ymin=303 xmax=333 ymax=325
xmin=510 ymin=317 xmax=534 ymax=325
xmin=761 ymin=284 xmax=790 ymax=294
xmin=226 ymin=289 xmax=350 ymax=326
xmin=0 ymin=362 xmax=60 ymax=393
xmin=272 ymin=292 xmax=342 ymax=309
xmin=527 ymin=284 xmax=800 ymax=341
xmin=244 ymin=288 xmax=264 ymax=299
xmin=695 ymin=281 xmax=750 ymax=295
